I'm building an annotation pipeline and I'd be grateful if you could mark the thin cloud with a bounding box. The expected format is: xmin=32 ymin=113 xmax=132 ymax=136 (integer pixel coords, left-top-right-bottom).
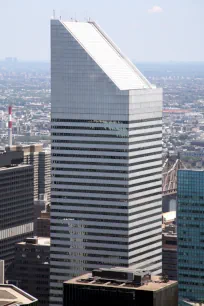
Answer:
xmin=148 ymin=6 xmax=163 ymax=14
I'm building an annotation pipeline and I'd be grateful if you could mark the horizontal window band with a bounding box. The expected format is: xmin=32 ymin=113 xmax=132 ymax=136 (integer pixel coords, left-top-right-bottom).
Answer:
xmin=52 ymin=151 xmax=162 ymax=160
xmin=130 ymin=254 xmax=161 ymax=266
xmin=51 ymin=227 xmax=161 ymax=241
xmin=52 ymin=188 xmax=127 ymax=195
xmin=129 ymin=171 xmax=162 ymax=180
xmin=129 ymin=184 xmax=162 ymax=195
xmin=52 ymin=131 xmax=161 ymax=138
xmin=129 ymin=211 xmax=161 ymax=224
xmin=51 ymin=206 xmax=161 ymax=219
xmin=52 ymin=184 xmax=161 ymax=195
xmin=52 ymin=154 xmax=128 ymax=160
xmin=51 ymin=198 xmax=161 ymax=210
xmin=129 ymin=238 xmax=161 ymax=252
xmin=52 ymin=158 xmax=161 ymax=167
xmin=52 ymin=126 xmax=129 ymax=130
xmin=51 ymin=212 xmax=161 ymax=225
xmin=51 ymin=124 xmax=162 ymax=131
xmin=51 ymin=230 xmax=128 ymax=238
xmin=129 ymin=218 xmax=161 ymax=231
xmin=50 ymin=262 xmax=126 ymax=270
xmin=53 ymin=178 xmax=161 ymax=188
xmin=50 ymin=224 xmax=128 ymax=232
xmin=53 ymin=174 xmax=128 ymax=181
xmin=129 ymin=225 xmax=162 ymax=237
xmin=52 ymin=160 xmax=128 ymax=166
xmin=52 ymin=191 xmax=161 ymax=202
xmin=53 ymin=171 xmax=161 ymax=181
xmin=52 ymin=167 xmax=128 ymax=174
xmin=52 ymin=137 xmax=162 ymax=146
xmin=51 ymin=237 xmax=128 ymax=245
xmin=129 ymin=165 xmax=161 ymax=174
xmin=51 ymin=216 xmax=127 ymax=224
xmin=51 ymin=144 xmax=161 ymax=153
xmin=129 ymin=124 xmax=162 ymax=130
xmin=52 ymin=132 xmax=128 ymax=138
xmin=129 ymin=245 xmax=162 ymax=260
xmin=51 ymin=117 xmax=162 ymax=124
xmin=51 ymin=209 xmax=128 ymax=217
xmin=50 ymin=251 xmax=128 ymax=260
xmin=50 ymin=219 xmax=161 ymax=232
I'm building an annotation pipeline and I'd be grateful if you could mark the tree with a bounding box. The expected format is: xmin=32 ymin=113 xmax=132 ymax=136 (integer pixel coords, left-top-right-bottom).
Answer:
xmin=160 ymin=274 xmax=169 ymax=283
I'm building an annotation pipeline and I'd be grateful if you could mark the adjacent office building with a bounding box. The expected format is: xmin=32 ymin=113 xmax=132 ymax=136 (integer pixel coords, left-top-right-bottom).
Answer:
xmin=36 ymin=203 xmax=50 ymax=237
xmin=6 ymin=145 xmax=51 ymax=202
xmin=0 ymin=260 xmax=4 ymax=284
xmin=50 ymin=19 xmax=163 ymax=304
xmin=0 ymin=151 xmax=34 ymax=268
xmin=39 ymin=150 xmax=51 ymax=202
xmin=177 ymin=170 xmax=204 ymax=305
xmin=63 ymin=268 xmax=178 ymax=306
xmin=6 ymin=237 xmax=50 ymax=306
xmin=162 ymin=231 xmax=177 ymax=280
xmin=33 ymin=194 xmax=49 ymax=236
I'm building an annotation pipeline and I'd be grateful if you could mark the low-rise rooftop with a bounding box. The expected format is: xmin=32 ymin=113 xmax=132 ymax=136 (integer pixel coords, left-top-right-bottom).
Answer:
xmin=0 ymin=285 xmax=37 ymax=306
xmin=17 ymin=237 xmax=50 ymax=246
xmin=65 ymin=273 xmax=177 ymax=292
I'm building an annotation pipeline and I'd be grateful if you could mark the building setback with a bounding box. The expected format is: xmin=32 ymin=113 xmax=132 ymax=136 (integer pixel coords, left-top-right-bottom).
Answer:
xmin=177 ymin=170 xmax=204 ymax=305
xmin=0 ymin=151 xmax=34 ymax=268
xmin=50 ymin=19 xmax=163 ymax=305
xmin=63 ymin=268 xmax=178 ymax=306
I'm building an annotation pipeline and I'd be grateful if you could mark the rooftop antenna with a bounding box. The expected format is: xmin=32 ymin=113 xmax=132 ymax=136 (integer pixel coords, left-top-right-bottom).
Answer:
xmin=53 ymin=9 xmax=56 ymax=19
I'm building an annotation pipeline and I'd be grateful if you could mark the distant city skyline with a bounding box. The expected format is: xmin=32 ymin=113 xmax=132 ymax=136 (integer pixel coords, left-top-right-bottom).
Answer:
xmin=0 ymin=0 xmax=204 ymax=62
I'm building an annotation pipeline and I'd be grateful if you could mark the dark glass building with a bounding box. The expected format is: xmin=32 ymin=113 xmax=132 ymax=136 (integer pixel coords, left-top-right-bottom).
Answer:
xmin=63 ymin=268 xmax=178 ymax=306
xmin=6 ymin=237 xmax=50 ymax=306
xmin=177 ymin=170 xmax=204 ymax=304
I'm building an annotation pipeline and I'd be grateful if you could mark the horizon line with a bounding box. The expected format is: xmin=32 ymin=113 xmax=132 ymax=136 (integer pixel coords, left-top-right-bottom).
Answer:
xmin=1 ymin=59 xmax=204 ymax=64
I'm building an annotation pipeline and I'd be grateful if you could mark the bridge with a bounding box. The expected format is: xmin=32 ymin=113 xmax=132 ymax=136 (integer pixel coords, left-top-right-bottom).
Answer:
xmin=162 ymin=154 xmax=186 ymax=195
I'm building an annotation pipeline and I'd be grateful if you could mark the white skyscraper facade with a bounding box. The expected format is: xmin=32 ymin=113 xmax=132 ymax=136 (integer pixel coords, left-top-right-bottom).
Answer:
xmin=50 ymin=19 xmax=163 ymax=305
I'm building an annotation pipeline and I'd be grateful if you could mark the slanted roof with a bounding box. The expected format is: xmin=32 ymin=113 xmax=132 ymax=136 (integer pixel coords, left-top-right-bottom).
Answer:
xmin=0 ymin=285 xmax=37 ymax=306
xmin=61 ymin=21 xmax=152 ymax=91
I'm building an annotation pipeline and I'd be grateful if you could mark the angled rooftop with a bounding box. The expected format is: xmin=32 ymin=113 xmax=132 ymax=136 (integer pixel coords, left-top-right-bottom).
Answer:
xmin=60 ymin=20 xmax=152 ymax=91
xmin=0 ymin=285 xmax=37 ymax=306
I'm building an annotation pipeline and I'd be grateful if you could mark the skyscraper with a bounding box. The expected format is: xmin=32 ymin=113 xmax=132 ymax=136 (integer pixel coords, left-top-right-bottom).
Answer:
xmin=177 ymin=170 xmax=204 ymax=305
xmin=50 ymin=19 xmax=163 ymax=305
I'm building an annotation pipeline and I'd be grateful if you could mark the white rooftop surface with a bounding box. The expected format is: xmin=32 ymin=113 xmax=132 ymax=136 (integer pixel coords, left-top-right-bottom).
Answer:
xmin=62 ymin=21 xmax=152 ymax=91
xmin=18 ymin=237 xmax=50 ymax=246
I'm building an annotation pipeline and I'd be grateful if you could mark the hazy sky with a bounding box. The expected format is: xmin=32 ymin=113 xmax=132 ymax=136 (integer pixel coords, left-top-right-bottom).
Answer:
xmin=0 ymin=0 xmax=203 ymax=62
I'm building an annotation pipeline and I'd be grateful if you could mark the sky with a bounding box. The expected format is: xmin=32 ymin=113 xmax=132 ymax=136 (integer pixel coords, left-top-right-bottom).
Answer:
xmin=0 ymin=0 xmax=203 ymax=62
